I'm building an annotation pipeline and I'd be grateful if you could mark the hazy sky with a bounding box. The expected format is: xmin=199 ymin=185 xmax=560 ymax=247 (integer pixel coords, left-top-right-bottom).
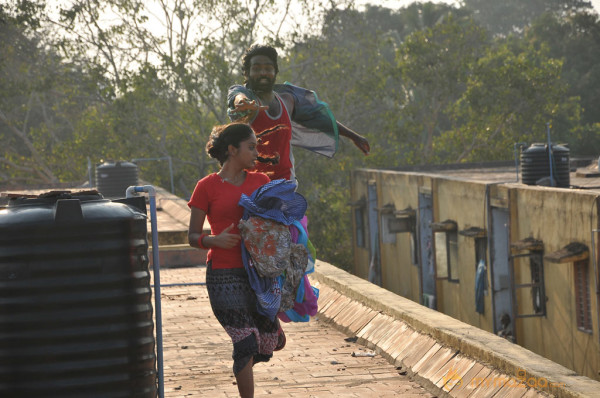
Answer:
xmin=358 ymin=0 xmax=600 ymax=14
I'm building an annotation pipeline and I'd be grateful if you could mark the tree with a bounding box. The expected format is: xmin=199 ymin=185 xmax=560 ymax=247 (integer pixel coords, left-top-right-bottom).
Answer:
xmin=0 ymin=8 xmax=103 ymax=186
xmin=438 ymin=41 xmax=581 ymax=162
xmin=525 ymin=11 xmax=600 ymax=129
xmin=279 ymin=5 xmax=402 ymax=268
xmin=267 ymin=2 xmax=465 ymax=267
xmin=462 ymin=0 xmax=594 ymax=36
xmin=0 ymin=0 xmax=45 ymax=29
xmin=389 ymin=16 xmax=489 ymax=165
xmin=52 ymin=0 xmax=323 ymax=123
xmin=47 ymin=0 xmax=329 ymax=195
xmin=57 ymin=64 xmax=218 ymax=194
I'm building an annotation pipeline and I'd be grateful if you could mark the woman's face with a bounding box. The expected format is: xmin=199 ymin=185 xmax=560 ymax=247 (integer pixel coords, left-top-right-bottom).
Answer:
xmin=230 ymin=133 xmax=258 ymax=169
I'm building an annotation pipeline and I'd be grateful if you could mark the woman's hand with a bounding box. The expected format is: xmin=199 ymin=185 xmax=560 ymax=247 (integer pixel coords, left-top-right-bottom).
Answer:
xmin=210 ymin=224 xmax=241 ymax=249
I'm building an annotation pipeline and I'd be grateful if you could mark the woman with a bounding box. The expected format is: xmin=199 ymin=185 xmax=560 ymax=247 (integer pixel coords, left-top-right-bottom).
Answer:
xmin=188 ymin=122 xmax=282 ymax=398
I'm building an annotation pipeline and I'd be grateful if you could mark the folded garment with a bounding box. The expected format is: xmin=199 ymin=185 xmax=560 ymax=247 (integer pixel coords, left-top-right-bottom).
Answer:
xmin=239 ymin=217 xmax=292 ymax=278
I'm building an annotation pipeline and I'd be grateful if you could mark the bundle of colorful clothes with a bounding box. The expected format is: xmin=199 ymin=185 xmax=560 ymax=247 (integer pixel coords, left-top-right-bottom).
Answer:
xmin=238 ymin=179 xmax=319 ymax=322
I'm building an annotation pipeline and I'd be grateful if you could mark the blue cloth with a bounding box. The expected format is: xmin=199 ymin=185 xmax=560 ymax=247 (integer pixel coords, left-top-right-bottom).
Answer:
xmin=475 ymin=260 xmax=486 ymax=314
xmin=239 ymin=179 xmax=308 ymax=320
xmin=238 ymin=179 xmax=307 ymax=225
xmin=240 ymin=243 xmax=281 ymax=320
xmin=228 ymin=83 xmax=339 ymax=158
xmin=280 ymin=277 xmax=320 ymax=323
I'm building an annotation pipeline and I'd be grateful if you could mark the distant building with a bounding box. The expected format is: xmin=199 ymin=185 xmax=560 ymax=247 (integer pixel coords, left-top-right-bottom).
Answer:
xmin=350 ymin=157 xmax=600 ymax=381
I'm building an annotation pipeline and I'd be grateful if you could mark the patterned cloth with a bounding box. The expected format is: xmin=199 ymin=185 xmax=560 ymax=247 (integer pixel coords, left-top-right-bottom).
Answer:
xmin=238 ymin=217 xmax=293 ymax=278
xmin=278 ymin=242 xmax=308 ymax=311
xmin=278 ymin=218 xmax=319 ymax=323
xmin=205 ymin=261 xmax=279 ymax=375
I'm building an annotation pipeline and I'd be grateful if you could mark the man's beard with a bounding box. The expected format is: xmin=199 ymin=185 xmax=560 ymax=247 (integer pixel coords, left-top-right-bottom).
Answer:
xmin=248 ymin=76 xmax=275 ymax=93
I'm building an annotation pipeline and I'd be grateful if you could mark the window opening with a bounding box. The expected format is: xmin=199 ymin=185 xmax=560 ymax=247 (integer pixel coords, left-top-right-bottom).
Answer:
xmin=380 ymin=204 xmax=397 ymax=245
xmin=435 ymin=232 xmax=448 ymax=279
xmin=510 ymin=238 xmax=546 ymax=318
xmin=544 ymin=242 xmax=591 ymax=332
xmin=448 ymin=231 xmax=459 ymax=282
xmin=351 ymin=197 xmax=366 ymax=248
xmin=529 ymin=253 xmax=544 ymax=314
xmin=475 ymin=238 xmax=487 ymax=269
xmin=459 ymin=228 xmax=489 ymax=308
xmin=355 ymin=207 xmax=365 ymax=248
xmin=383 ymin=205 xmax=417 ymax=264
xmin=410 ymin=232 xmax=418 ymax=266
xmin=432 ymin=220 xmax=459 ymax=283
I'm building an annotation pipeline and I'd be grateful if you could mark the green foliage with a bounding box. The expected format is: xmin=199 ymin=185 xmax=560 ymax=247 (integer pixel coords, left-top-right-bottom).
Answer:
xmin=0 ymin=14 xmax=102 ymax=185
xmin=462 ymin=0 xmax=594 ymax=36
xmin=440 ymin=42 xmax=577 ymax=161
xmin=525 ymin=11 xmax=600 ymax=129
xmin=55 ymin=64 xmax=218 ymax=194
xmin=383 ymin=16 xmax=490 ymax=165
xmin=294 ymin=151 xmax=355 ymax=270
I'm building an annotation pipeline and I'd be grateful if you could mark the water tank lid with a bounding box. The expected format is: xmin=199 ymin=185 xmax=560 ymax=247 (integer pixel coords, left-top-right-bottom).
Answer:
xmin=97 ymin=160 xmax=137 ymax=169
xmin=522 ymin=143 xmax=569 ymax=153
xmin=7 ymin=190 xmax=104 ymax=207
xmin=1 ymin=190 xmax=143 ymax=226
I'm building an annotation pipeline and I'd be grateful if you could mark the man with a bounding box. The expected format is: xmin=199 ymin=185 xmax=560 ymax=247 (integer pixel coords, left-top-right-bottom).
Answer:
xmin=227 ymin=44 xmax=370 ymax=181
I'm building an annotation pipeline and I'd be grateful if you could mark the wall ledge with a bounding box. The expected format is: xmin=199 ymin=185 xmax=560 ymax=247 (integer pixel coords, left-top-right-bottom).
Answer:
xmin=310 ymin=260 xmax=600 ymax=398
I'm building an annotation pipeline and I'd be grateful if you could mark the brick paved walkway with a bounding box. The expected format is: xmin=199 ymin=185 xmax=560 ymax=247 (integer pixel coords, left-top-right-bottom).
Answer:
xmin=155 ymin=266 xmax=435 ymax=397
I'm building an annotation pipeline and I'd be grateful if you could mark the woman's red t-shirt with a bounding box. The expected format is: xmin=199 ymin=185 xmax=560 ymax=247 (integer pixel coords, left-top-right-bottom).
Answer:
xmin=188 ymin=171 xmax=270 ymax=269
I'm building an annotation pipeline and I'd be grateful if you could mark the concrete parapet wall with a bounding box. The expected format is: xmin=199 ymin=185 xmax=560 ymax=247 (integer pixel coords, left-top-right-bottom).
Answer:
xmin=149 ymin=244 xmax=207 ymax=268
xmin=310 ymin=260 xmax=600 ymax=398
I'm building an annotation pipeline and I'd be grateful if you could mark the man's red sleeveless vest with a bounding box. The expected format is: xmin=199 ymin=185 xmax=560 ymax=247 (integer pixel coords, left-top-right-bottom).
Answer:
xmin=251 ymin=94 xmax=293 ymax=181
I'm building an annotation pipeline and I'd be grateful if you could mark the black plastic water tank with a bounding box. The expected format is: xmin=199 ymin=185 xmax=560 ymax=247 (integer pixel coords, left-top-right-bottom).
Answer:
xmin=0 ymin=191 xmax=157 ymax=398
xmin=520 ymin=143 xmax=570 ymax=187
xmin=96 ymin=161 xmax=139 ymax=199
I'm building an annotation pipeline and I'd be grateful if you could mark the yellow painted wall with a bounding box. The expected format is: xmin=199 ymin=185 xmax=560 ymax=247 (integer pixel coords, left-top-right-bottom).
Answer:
xmin=378 ymin=172 xmax=421 ymax=302
xmin=350 ymin=170 xmax=600 ymax=381
xmin=433 ymin=178 xmax=494 ymax=333
xmin=350 ymin=169 xmax=422 ymax=303
xmin=509 ymin=185 xmax=600 ymax=380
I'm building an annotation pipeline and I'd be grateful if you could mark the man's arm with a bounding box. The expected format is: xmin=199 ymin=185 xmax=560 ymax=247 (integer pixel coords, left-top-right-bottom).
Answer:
xmin=337 ymin=122 xmax=370 ymax=155
xmin=275 ymin=84 xmax=368 ymax=156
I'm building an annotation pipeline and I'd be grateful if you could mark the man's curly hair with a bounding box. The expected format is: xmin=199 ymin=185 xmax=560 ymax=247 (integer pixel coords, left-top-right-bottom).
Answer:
xmin=241 ymin=44 xmax=279 ymax=80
